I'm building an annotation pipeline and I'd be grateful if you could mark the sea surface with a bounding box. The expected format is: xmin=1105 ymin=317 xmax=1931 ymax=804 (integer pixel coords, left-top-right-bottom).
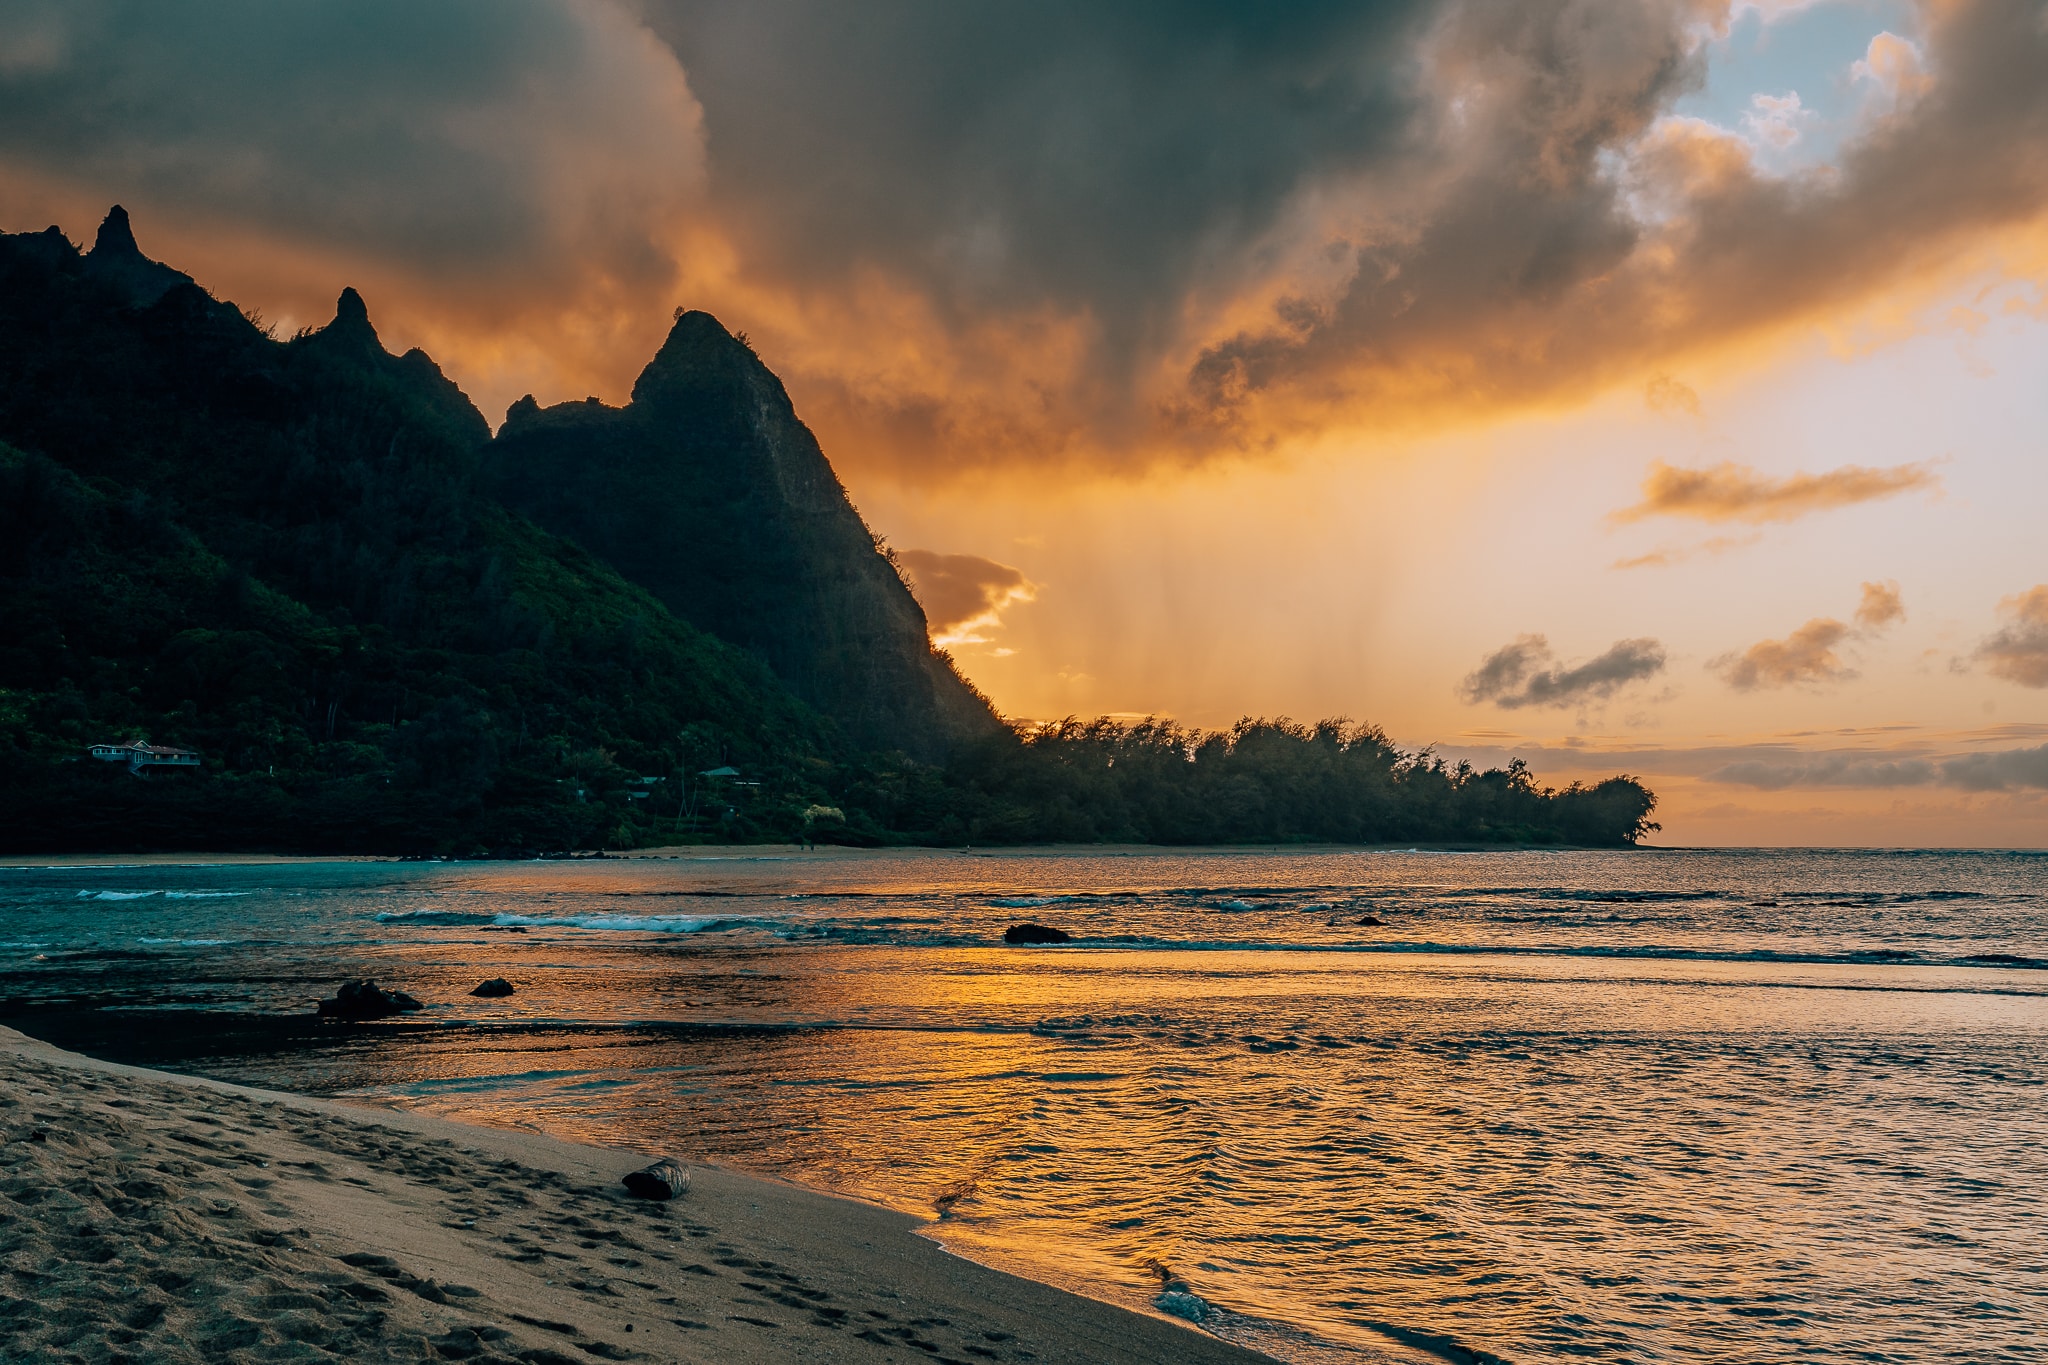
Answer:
xmin=1 ymin=847 xmax=2044 ymax=1363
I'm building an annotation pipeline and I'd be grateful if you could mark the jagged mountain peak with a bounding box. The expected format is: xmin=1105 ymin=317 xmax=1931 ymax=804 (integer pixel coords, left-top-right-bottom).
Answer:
xmin=312 ymin=286 xmax=384 ymax=354
xmin=91 ymin=205 xmax=140 ymax=258
xmin=491 ymin=307 xmax=1002 ymax=758
xmin=81 ymin=205 xmax=192 ymax=308
xmin=630 ymin=309 xmax=766 ymax=409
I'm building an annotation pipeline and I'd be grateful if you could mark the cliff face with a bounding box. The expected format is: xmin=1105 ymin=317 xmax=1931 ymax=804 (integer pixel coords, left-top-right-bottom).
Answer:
xmin=489 ymin=311 xmax=1000 ymax=760
xmin=0 ymin=210 xmax=838 ymax=854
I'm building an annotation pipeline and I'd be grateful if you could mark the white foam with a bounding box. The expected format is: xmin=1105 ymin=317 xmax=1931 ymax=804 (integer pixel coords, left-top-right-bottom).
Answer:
xmin=1155 ymin=1290 xmax=1209 ymax=1322
xmin=79 ymin=890 xmax=157 ymax=900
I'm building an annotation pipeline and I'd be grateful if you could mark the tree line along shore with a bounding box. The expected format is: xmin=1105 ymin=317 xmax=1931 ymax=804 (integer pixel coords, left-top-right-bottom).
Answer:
xmin=0 ymin=209 xmax=1656 ymax=857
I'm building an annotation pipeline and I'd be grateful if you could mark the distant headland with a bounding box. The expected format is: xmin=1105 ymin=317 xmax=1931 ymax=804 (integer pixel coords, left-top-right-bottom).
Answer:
xmin=0 ymin=209 xmax=1656 ymax=855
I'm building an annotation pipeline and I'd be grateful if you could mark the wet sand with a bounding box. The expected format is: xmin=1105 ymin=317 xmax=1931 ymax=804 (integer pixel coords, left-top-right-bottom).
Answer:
xmin=0 ymin=1026 xmax=1265 ymax=1364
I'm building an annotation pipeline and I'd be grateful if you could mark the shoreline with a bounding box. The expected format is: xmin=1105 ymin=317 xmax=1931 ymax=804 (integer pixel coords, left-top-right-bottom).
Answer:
xmin=0 ymin=1025 xmax=1273 ymax=1364
xmin=1 ymin=840 xmax=1652 ymax=870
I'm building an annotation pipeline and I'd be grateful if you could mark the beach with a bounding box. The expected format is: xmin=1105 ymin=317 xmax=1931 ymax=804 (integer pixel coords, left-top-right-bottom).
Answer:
xmin=0 ymin=1025 xmax=1266 ymax=1365
xmin=4 ymin=849 xmax=2043 ymax=1361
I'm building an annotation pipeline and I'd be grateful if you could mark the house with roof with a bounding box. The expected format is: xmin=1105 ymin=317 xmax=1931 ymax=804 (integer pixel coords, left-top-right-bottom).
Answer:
xmin=88 ymin=741 xmax=201 ymax=776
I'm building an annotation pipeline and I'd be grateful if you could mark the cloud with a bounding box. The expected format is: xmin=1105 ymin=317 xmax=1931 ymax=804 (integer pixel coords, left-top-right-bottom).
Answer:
xmin=1711 ymin=744 xmax=2048 ymax=792
xmin=896 ymin=549 xmax=1037 ymax=648
xmin=0 ymin=1 xmax=702 ymax=277
xmin=1709 ymin=755 xmax=1937 ymax=789
xmin=0 ymin=0 xmax=707 ymax=403
xmin=1742 ymin=91 xmax=1809 ymax=149
xmin=1714 ymin=618 xmax=1852 ymax=690
xmin=8 ymin=1 xmax=2048 ymax=473
xmin=1612 ymin=460 xmax=1941 ymax=525
xmin=1941 ymin=743 xmax=2048 ymax=790
xmin=1854 ymin=31 xmax=1934 ymax=105
xmin=1459 ymin=634 xmax=1666 ymax=710
xmin=1715 ymin=583 xmax=1906 ymax=690
xmin=1975 ymin=585 xmax=2048 ymax=687
xmin=1643 ymin=374 xmax=1701 ymax=417
xmin=1610 ymin=532 xmax=1759 ymax=570
xmin=1854 ymin=580 xmax=1905 ymax=629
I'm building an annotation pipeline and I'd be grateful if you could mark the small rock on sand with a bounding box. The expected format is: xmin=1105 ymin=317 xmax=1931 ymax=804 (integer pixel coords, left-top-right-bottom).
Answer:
xmin=470 ymin=978 xmax=515 ymax=998
xmin=622 ymin=1158 xmax=689 ymax=1200
xmin=1004 ymin=923 xmax=1072 ymax=945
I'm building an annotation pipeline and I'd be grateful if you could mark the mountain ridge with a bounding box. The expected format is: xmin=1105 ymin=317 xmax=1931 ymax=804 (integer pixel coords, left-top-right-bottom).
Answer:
xmin=0 ymin=207 xmax=1659 ymax=852
xmin=492 ymin=308 xmax=1000 ymax=761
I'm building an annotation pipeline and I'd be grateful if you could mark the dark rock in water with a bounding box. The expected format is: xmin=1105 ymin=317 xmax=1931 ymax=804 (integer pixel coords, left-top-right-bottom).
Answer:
xmin=1355 ymin=914 xmax=1387 ymax=927
xmin=621 ymin=1158 xmax=689 ymax=1200
xmin=316 ymin=980 xmax=424 ymax=1020
xmin=469 ymin=978 xmax=515 ymax=998
xmin=1004 ymin=923 xmax=1072 ymax=945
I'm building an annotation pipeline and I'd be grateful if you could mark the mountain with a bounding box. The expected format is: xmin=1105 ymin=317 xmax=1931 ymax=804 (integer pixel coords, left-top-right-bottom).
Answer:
xmin=0 ymin=206 xmax=1658 ymax=852
xmin=488 ymin=312 xmax=999 ymax=761
xmin=0 ymin=209 xmax=842 ymax=853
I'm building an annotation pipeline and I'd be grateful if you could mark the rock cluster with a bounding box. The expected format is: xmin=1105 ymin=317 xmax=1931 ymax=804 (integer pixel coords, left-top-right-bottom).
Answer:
xmin=315 ymin=980 xmax=423 ymax=1020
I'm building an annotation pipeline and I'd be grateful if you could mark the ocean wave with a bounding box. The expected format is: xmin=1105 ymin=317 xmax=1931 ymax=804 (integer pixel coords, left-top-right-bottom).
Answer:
xmin=73 ymin=889 xmax=249 ymax=900
xmin=989 ymin=896 xmax=1068 ymax=908
xmin=908 ymin=933 xmax=2048 ymax=974
xmin=136 ymin=937 xmax=239 ymax=946
xmin=376 ymin=908 xmax=760 ymax=935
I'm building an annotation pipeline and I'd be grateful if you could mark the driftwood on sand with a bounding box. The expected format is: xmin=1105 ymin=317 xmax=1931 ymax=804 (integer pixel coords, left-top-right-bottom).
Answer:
xmin=621 ymin=1158 xmax=689 ymax=1201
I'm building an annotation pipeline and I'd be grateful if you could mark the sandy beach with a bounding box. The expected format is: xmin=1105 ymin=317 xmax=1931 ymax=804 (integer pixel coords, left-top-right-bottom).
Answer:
xmin=0 ymin=1026 xmax=1266 ymax=1365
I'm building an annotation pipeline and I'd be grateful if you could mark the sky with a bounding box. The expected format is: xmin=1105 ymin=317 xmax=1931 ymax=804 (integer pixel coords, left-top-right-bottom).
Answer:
xmin=1 ymin=0 xmax=2044 ymax=845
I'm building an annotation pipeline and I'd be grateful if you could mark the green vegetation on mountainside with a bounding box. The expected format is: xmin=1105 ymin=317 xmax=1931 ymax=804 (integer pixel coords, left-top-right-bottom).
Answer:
xmin=0 ymin=210 xmax=1658 ymax=852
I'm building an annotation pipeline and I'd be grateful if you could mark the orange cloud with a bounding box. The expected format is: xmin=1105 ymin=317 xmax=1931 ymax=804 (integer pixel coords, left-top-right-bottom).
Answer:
xmin=1612 ymin=460 xmax=1941 ymax=525
xmin=896 ymin=550 xmax=1037 ymax=649
xmin=1715 ymin=581 xmax=1908 ymax=690
xmin=7 ymin=1 xmax=2048 ymax=478
xmin=1610 ymin=533 xmax=1760 ymax=570
xmin=1854 ymin=580 xmax=1906 ymax=630
xmin=1715 ymin=619 xmax=1854 ymax=690
xmin=1976 ymin=586 xmax=2048 ymax=687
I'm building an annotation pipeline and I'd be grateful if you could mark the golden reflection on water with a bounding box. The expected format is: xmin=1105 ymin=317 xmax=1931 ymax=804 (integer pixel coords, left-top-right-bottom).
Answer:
xmin=8 ymin=849 xmax=2045 ymax=1362
xmin=318 ymin=942 xmax=2048 ymax=1362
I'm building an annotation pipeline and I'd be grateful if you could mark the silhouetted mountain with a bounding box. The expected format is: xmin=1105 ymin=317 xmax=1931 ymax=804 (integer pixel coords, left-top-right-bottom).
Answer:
xmin=0 ymin=209 xmax=835 ymax=853
xmin=0 ymin=207 xmax=1657 ymax=852
xmin=489 ymin=312 xmax=999 ymax=760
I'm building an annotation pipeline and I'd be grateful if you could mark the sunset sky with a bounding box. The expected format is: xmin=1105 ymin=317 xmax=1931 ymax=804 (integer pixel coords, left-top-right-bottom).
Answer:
xmin=3 ymin=0 xmax=2044 ymax=845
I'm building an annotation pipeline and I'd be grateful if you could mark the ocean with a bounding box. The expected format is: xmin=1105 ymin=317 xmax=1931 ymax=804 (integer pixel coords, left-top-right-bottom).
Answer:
xmin=1 ymin=847 xmax=2043 ymax=1363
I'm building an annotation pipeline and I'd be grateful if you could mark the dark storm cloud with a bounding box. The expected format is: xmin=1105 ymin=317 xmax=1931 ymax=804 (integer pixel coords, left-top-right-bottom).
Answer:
xmin=6 ymin=1 xmax=2048 ymax=470
xmin=637 ymin=1 xmax=1430 ymax=338
xmin=1459 ymin=634 xmax=1667 ymax=710
xmin=0 ymin=0 xmax=702 ymax=279
xmin=634 ymin=0 xmax=2048 ymax=469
